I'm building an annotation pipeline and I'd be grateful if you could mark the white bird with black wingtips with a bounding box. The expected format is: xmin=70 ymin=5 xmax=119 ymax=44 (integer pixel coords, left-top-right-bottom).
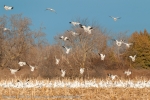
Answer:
xmin=9 ymin=68 xmax=20 ymax=74
xmin=4 ymin=5 xmax=13 ymax=10
xmin=62 ymin=46 xmax=71 ymax=54
xmin=46 ymin=8 xmax=57 ymax=13
xmin=60 ymin=69 xmax=66 ymax=77
xmin=129 ymin=55 xmax=136 ymax=62
xmin=59 ymin=36 xmax=69 ymax=41
xmin=79 ymin=24 xmax=93 ymax=34
xmin=29 ymin=65 xmax=36 ymax=72
xmin=69 ymin=21 xmax=80 ymax=26
xmin=124 ymin=69 xmax=132 ymax=76
xmin=109 ymin=16 xmax=121 ymax=21
xmin=107 ymin=73 xmax=118 ymax=80
xmin=67 ymin=30 xmax=80 ymax=36
xmin=112 ymin=39 xmax=124 ymax=47
xmin=98 ymin=53 xmax=105 ymax=61
xmin=55 ymin=56 xmax=60 ymax=65
xmin=123 ymin=42 xmax=133 ymax=48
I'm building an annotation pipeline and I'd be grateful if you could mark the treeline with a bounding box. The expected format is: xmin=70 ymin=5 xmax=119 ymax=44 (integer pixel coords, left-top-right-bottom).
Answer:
xmin=0 ymin=15 xmax=149 ymax=79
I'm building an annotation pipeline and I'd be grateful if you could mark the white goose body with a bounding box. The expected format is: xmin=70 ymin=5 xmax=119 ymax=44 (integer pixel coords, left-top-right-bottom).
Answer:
xmin=99 ymin=53 xmax=105 ymax=60
xmin=79 ymin=24 xmax=93 ymax=34
xmin=109 ymin=16 xmax=121 ymax=21
xmin=69 ymin=21 xmax=80 ymax=26
xmin=59 ymin=36 xmax=69 ymax=41
xmin=113 ymin=39 xmax=124 ymax=46
xmin=29 ymin=65 xmax=36 ymax=72
xmin=108 ymin=74 xmax=118 ymax=80
xmin=124 ymin=69 xmax=132 ymax=76
xmin=18 ymin=61 xmax=26 ymax=66
xmin=46 ymin=8 xmax=56 ymax=13
xmin=123 ymin=42 xmax=133 ymax=48
xmin=4 ymin=5 xmax=13 ymax=10
xmin=68 ymin=30 xmax=80 ymax=36
xmin=55 ymin=58 xmax=60 ymax=65
xmin=9 ymin=68 xmax=20 ymax=74
xmin=60 ymin=69 xmax=66 ymax=77
xmin=80 ymin=68 xmax=85 ymax=74
xmin=129 ymin=55 xmax=136 ymax=62
xmin=62 ymin=46 xmax=71 ymax=54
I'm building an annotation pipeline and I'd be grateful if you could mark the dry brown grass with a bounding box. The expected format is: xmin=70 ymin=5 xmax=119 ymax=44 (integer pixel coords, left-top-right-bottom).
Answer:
xmin=0 ymin=87 xmax=150 ymax=100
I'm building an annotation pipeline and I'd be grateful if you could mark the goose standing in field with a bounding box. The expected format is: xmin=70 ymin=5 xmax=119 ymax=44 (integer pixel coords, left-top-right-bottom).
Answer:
xmin=60 ymin=69 xmax=66 ymax=77
xmin=9 ymin=68 xmax=20 ymax=74
xmin=107 ymin=73 xmax=118 ymax=80
xmin=80 ymin=68 xmax=85 ymax=75
xmin=59 ymin=36 xmax=69 ymax=41
xmin=62 ymin=46 xmax=71 ymax=54
xmin=124 ymin=69 xmax=132 ymax=76
xmin=112 ymin=39 xmax=124 ymax=47
xmin=4 ymin=5 xmax=13 ymax=10
xmin=69 ymin=21 xmax=80 ymax=26
xmin=98 ymin=53 xmax=105 ymax=61
xmin=123 ymin=42 xmax=133 ymax=48
xmin=109 ymin=16 xmax=121 ymax=21
xmin=67 ymin=30 xmax=80 ymax=36
xmin=79 ymin=24 xmax=93 ymax=34
xmin=129 ymin=55 xmax=136 ymax=62
xmin=18 ymin=61 xmax=26 ymax=67
xmin=45 ymin=8 xmax=57 ymax=13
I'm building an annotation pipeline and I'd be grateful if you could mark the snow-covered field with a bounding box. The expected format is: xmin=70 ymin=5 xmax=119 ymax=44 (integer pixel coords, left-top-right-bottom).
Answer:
xmin=0 ymin=78 xmax=150 ymax=88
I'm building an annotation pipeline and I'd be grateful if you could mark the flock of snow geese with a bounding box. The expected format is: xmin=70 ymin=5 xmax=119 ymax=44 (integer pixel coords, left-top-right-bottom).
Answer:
xmin=58 ymin=21 xmax=135 ymax=80
xmin=3 ymin=5 xmax=137 ymax=81
xmin=8 ymin=62 xmax=37 ymax=75
xmin=1 ymin=79 xmax=150 ymax=88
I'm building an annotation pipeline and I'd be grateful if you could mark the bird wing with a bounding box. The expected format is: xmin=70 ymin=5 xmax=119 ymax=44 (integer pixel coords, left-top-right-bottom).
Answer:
xmin=109 ymin=16 xmax=114 ymax=19
xmin=116 ymin=17 xmax=121 ymax=19
xmin=79 ymin=24 xmax=84 ymax=28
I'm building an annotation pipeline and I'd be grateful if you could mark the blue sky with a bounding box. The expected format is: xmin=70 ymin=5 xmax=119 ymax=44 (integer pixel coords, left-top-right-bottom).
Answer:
xmin=1 ymin=0 xmax=150 ymax=44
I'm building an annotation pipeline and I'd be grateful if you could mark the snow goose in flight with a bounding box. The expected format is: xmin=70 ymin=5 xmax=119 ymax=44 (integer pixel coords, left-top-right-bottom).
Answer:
xmin=112 ymin=39 xmax=124 ymax=47
xmin=109 ymin=16 xmax=121 ymax=21
xmin=107 ymin=73 xmax=118 ymax=80
xmin=59 ymin=36 xmax=69 ymax=41
xmin=62 ymin=46 xmax=71 ymax=54
xmin=98 ymin=53 xmax=105 ymax=61
xmin=80 ymin=68 xmax=85 ymax=75
xmin=67 ymin=30 xmax=80 ymax=36
xmin=129 ymin=55 xmax=136 ymax=62
xmin=29 ymin=65 xmax=36 ymax=72
xmin=79 ymin=24 xmax=93 ymax=34
xmin=18 ymin=61 xmax=26 ymax=67
xmin=4 ymin=5 xmax=13 ymax=10
xmin=46 ymin=8 xmax=56 ymax=13
xmin=9 ymin=68 xmax=20 ymax=74
xmin=0 ymin=27 xmax=11 ymax=32
xmin=124 ymin=69 xmax=132 ymax=76
xmin=55 ymin=56 xmax=60 ymax=65
xmin=69 ymin=21 xmax=80 ymax=26
xmin=123 ymin=42 xmax=133 ymax=48
xmin=60 ymin=69 xmax=66 ymax=77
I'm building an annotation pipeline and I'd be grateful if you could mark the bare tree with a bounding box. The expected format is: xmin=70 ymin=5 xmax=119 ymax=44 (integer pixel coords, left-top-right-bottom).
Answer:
xmin=0 ymin=14 xmax=46 ymax=70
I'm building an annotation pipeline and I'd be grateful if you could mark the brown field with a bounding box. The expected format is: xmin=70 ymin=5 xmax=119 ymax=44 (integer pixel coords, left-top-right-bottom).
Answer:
xmin=0 ymin=87 xmax=150 ymax=100
xmin=0 ymin=69 xmax=150 ymax=100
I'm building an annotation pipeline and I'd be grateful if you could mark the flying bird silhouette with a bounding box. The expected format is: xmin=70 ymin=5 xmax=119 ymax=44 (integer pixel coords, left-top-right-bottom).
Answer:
xmin=109 ymin=16 xmax=121 ymax=21
xmin=46 ymin=8 xmax=57 ymax=13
